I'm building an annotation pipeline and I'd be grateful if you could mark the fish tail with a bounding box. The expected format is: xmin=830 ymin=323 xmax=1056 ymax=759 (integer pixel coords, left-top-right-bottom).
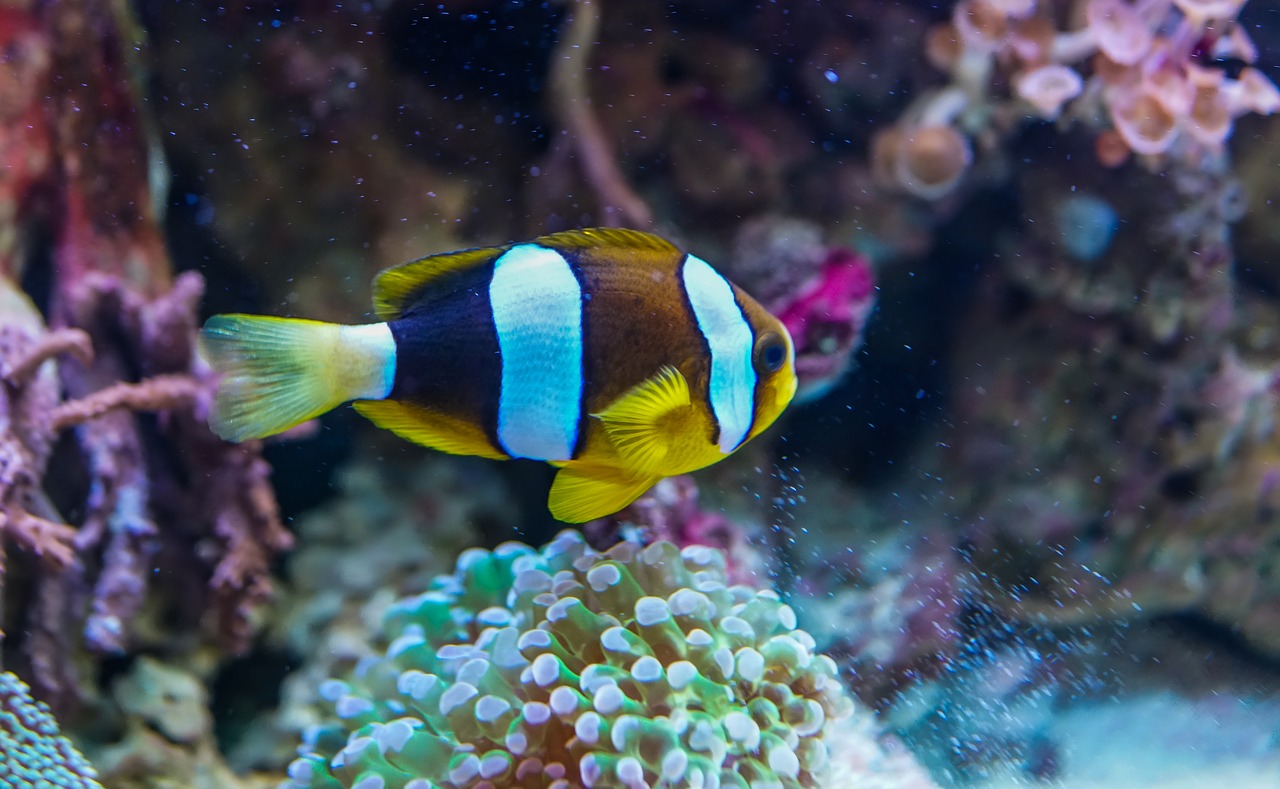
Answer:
xmin=200 ymin=315 xmax=396 ymax=442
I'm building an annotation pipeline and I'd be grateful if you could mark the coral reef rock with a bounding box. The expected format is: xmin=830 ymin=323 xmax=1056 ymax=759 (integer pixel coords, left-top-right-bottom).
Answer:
xmin=90 ymin=657 xmax=271 ymax=789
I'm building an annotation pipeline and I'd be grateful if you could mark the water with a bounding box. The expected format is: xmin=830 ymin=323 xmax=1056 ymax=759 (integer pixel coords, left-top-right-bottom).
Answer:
xmin=2 ymin=0 xmax=1279 ymax=786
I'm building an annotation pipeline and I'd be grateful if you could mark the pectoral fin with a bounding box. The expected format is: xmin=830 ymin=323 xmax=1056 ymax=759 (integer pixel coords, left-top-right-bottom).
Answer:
xmin=592 ymin=365 xmax=691 ymax=473
xmin=548 ymin=465 xmax=660 ymax=523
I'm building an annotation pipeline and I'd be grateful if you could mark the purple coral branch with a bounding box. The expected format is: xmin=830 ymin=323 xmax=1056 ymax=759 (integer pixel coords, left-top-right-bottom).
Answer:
xmin=1 ymin=329 xmax=92 ymax=385
xmin=1 ymin=511 xmax=76 ymax=569
xmin=52 ymin=375 xmax=198 ymax=432
xmin=206 ymin=445 xmax=291 ymax=652
xmin=0 ymin=0 xmax=291 ymax=704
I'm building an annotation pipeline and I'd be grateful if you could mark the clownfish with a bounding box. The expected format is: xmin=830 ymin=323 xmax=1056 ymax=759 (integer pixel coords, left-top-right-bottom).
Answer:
xmin=201 ymin=228 xmax=797 ymax=522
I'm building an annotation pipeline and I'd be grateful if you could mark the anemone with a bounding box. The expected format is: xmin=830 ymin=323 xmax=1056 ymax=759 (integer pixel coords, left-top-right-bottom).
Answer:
xmin=284 ymin=530 xmax=853 ymax=789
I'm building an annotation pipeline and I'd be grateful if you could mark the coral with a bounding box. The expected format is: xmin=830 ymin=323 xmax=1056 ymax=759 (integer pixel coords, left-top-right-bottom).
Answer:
xmin=727 ymin=217 xmax=878 ymax=401
xmin=818 ymin=709 xmax=942 ymax=789
xmin=587 ymin=475 xmax=769 ymax=588
xmin=275 ymin=453 xmax=516 ymax=668
xmin=876 ymin=0 xmax=1280 ymax=198
xmin=801 ymin=541 xmax=964 ymax=707
xmin=871 ymin=118 xmax=973 ymax=201
xmin=0 ymin=278 xmax=204 ymax=645
xmin=114 ymin=657 xmax=211 ymax=745
xmin=756 ymin=471 xmax=968 ymax=708
xmin=89 ymin=658 xmax=275 ymax=789
xmin=0 ymin=670 xmax=101 ymax=788
xmin=283 ymin=531 xmax=855 ymax=788
xmin=229 ymin=451 xmax=514 ymax=772
xmin=0 ymin=285 xmax=88 ymax=581
xmin=895 ymin=118 xmax=1280 ymax=660
xmin=0 ymin=0 xmax=289 ymax=710
xmin=1052 ymin=193 xmax=1119 ymax=262
xmin=775 ymin=248 xmax=877 ymax=402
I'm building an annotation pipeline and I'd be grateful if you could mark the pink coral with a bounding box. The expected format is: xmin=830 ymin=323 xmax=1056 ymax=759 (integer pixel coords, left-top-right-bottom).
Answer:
xmin=1173 ymin=0 xmax=1247 ymax=23
xmin=952 ymin=0 xmax=1011 ymax=54
xmin=1016 ymin=64 xmax=1084 ymax=118
xmin=1086 ymin=0 xmax=1153 ymax=67
xmin=722 ymin=219 xmax=877 ymax=400
xmin=776 ymin=248 xmax=877 ymax=401
xmin=871 ymin=85 xmax=974 ymax=201
xmin=1237 ymin=67 xmax=1280 ymax=115
xmin=912 ymin=0 xmax=1279 ymax=180
xmin=1108 ymin=85 xmax=1181 ymax=154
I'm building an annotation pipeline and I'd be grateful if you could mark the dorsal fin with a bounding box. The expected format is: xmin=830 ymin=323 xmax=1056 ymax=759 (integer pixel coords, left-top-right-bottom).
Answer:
xmin=371 ymin=246 xmax=505 ymax=320
xmin=535 ymin=228 xmax=680 ymax=256
xmin=371 ymin=229 xmax=679 ymax=320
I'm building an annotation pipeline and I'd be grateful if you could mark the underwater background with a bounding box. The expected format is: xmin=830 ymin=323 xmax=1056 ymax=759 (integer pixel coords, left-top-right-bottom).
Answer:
xmin=2 ymin=0 xmax=1280 ymax=786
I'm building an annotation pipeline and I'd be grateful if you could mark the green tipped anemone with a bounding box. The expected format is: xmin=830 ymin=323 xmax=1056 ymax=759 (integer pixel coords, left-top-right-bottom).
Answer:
xmin=0 ymin=671 xmax=102 ymax=789
xmin=284 ymin=530 xmax=853 ymax=789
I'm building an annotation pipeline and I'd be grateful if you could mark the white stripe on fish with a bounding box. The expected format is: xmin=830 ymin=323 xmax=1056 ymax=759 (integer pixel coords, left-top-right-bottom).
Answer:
xmin=490 ymin=244 xmax=583 ymax=460
xmin=682 ymin=253 xmax=755 ymax=454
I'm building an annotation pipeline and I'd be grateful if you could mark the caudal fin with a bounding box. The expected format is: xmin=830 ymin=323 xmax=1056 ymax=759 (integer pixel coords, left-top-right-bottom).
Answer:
xmin=200 ymin=315 xmax=395 ymax=442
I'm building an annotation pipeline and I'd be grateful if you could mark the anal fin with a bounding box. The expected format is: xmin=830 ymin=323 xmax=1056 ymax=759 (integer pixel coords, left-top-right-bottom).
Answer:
xmin=548 ymin=464 xmax=659 ymax=523
xmin=354 ymin=400 xmax=508 ymax=460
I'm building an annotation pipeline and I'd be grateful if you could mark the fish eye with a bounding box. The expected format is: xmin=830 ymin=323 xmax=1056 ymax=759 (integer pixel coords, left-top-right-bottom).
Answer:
xmin=757 ymin=334 xmax=786 ymax=373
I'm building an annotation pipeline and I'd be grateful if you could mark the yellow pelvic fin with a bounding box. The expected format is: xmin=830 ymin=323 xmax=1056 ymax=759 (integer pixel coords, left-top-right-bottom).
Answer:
xmin=592 ymin=365 xmax=692 ymax=474
xmin=548 ymin=464 xmax=661 ymax=523
xmin=354 ymin=400 xmax=508 ymax=460
xmin=372 ymin=246 xmax=503 ymax=320
xmin=201 ymin=315 xmax=392 ymax=442
xmin=535 ymin=227 xmax=680 ymax=255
